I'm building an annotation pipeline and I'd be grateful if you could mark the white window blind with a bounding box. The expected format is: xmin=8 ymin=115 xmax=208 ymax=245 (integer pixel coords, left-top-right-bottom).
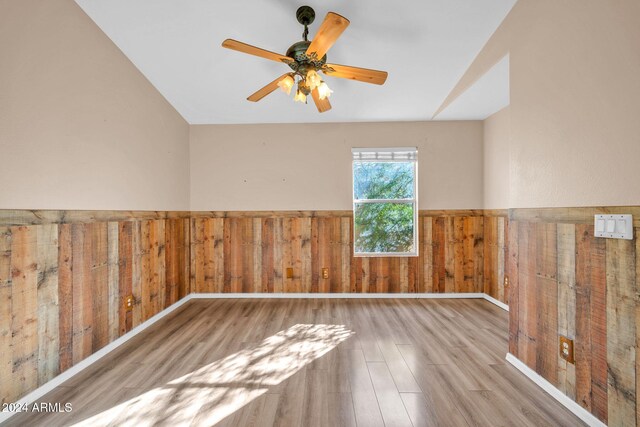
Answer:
xmin=352 ymin=147 xmax=417 ymax=162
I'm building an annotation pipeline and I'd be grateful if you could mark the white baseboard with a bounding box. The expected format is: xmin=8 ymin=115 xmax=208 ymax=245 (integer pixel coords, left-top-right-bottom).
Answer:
xmin=191 ymin=292 xmax=509 ymax=312
xmin=190 ymin=292 xmax=486 ymax=299
xmin=483 ymin=294 xmax=509 ymax=311
xmin=0 ymin=295 xmax=194 ymax=425
xmin=505 ymin=353 xmax=606 ymax=427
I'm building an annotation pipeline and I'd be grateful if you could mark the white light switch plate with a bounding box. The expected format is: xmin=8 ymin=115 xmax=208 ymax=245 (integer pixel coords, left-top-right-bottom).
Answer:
xmin=594 ymin=214 xmax=633 ymax=240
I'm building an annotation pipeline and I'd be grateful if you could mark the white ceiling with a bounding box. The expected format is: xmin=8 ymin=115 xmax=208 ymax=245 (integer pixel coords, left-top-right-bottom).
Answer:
xmin=435 ymin=54 xmax=510 ymax=120
xmin=75 ymin=0 xmax=516 ymax=124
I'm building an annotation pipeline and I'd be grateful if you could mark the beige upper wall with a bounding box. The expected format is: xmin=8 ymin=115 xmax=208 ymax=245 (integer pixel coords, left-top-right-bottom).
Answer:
xmin=0 ymin=0 xmax=190 ymax=210
xmin=483 ymin=107 xmax=510 ymax=209
xmin=190 ymin=122 xmax=484 ymax=211
xmin=469 ymin=0 xmax=640 ymax=208
xmin=4 ymin=0 xmax=637 ymax=212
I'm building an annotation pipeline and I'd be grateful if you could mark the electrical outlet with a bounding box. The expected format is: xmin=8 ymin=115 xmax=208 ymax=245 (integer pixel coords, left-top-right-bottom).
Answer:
xmin=286 ymin=267 xmax=294 ymax=279
xmin=124 ymin=295 xmax=134 ymax=311
xmin=559 ymin=336 xmax=574 ymax=364
xmin=322 ymin=268 xmax=329 ymax=279
xmin=504 ymin=276 xmax=509 ymax=287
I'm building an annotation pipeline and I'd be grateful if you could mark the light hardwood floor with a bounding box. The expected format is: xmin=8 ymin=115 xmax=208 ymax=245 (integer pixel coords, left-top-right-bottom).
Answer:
xmin=5 ymin=299 xmax=584 ymax=427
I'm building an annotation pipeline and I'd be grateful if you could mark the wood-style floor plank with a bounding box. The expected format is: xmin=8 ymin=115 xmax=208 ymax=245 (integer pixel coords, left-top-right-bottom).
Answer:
xmin=347 ymin=348 xmax=385 ymax=427
xmin=367 ymin=361 xmax=413 ymax=427
xmin=6 ymin=299 xmax=585 ymax=427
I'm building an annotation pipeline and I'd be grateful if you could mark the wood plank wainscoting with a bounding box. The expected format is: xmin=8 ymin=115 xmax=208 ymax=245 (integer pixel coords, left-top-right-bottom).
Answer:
xmin=0 ymin=209 xmax=508 ymax=408
xmin=508 ymin=206 xmax=640 ymax=426
xmin=189 ymin=210 xmax=508 ymax=300
xmin=0 ymin=211 xmax=191 ymax=405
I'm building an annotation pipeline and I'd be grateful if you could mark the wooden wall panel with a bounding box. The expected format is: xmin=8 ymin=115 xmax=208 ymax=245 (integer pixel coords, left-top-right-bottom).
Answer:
xmin=201 ymin=218 xmax=216 ymax=293
xmin=10 ymin=227 xmax=39 ymax=401
xmin=0 ymin=212 xmax=190 ymax=405
xmin=590 ymin=230 xmax=608 ymax=423
xmin=497 ymin=217 xmax=506 ymax=302
xmin=190 ymin=218 xmax=204 ymax=293
xmin=507 ymin=221 xmax=519 ymax=357
xmin=164 ymin=219 xmax=180 ymax=304
xmin=262 ymin=218 xmax=275 ymax=293
xmin=483 ymin=216 xmax=497 ymax=296
xmin=36 ymin=224 xmax=59 ymax=386
xmin=461 ymin=218 xmax=473 ymax=293
xmin=118 ymin=222 xmax=133 ymax=335
xmin=107 ymin=222 xmax=119 ymax=343
xmin=340 ymin=218 xmax=350 ymax=293
xmin=57 ymin=225 xmax=73 ymax=373
xmin=186 ymin=212 xmax=506 ymax=299
xmin=508 ymin=208 xmax=640 ymax=426
xmin=453 ymin=217 xmax=464 ymax=292
xmin=144 ymin=220 xmax=162 ymax=319
xmin=0 ymin=228 xmax=13 ymax=404
xmin=71 ymin=223 xmax=91 ymax=365
xmin=470 ymin=217 xmax=485 ymax=293
xmin=273 ymin=218 xmax=284 ymax=293
xmin=164 ymin=220 xmax=181 ymax=305
xmin=606 ymin=238 xmax=636 ymax=425
xmin=207 ymin=217 xmax=224 ymax=293
xmin=517 ymin=222 xmax=536 ymax=369
xmin=131 ymin=221 xmax=143 ymax=326
xmin=90 ymin=223 xmax=109 ymax=352
xmin=139 ymin=221 xmax=152 ymax=322
xmin=283 ymin=218 xmax=300 ymax=293
xmin=329 ymin=217 xmax=342 ymax=293
xmin=408 ymin=256 xmax=418 ymax=293
xmin=224 ymin=218 xmax=241 ymax=293
xmin=432 ymin=217 xmax=446 ymax=293
xmin=483 ymin=215 xmax=504 ymax=301
xmin=420 ymin=217 xmax=432 ymax=293
xmin=535 ymin=222 xmax=558 ymax=384
xmin=155 ymin=220 xmax=167 ymax=311
xmin=180 ymin=218 xmax=191 ymax=298
xmin=245 ymin=217 xmax=258 ymax=293
xmin=254 ymin=218 xmax=265 ymax=293
xmin=575 ymin=224 xmax=594 ymax=413
xmin=444 ymin=217 xmax=455 ymax=293
xmin=556 ymin=223 xmax=576 ymax=400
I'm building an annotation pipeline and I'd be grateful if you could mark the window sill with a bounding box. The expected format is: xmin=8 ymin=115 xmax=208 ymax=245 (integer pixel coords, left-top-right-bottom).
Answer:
xmin=353 ymin=252 xmax=419 ymax=258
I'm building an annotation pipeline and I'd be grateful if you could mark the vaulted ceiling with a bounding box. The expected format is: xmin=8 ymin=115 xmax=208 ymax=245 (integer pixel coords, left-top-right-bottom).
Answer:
xmin=75 ymin=0 xmax=515 ymax=124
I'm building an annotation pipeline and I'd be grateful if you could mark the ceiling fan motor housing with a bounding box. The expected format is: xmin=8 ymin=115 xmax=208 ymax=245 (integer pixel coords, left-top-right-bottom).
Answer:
xmin=285 ymin=41 xmax=327 ymax=76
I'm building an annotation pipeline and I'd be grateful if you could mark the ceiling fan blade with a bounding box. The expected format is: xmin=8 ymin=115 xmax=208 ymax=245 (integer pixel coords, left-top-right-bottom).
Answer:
xmin=247 ymin=74 xmax=292 ymax=102
xmin=305 ymin=12 xmax=350 ymax=58
xmin=222 ymin=39 xmax=291 ymax=63
xmin=323 ymin=63 xmax=388 ymax=85
xmin=311 ymin=88 xmax=332 ymax=113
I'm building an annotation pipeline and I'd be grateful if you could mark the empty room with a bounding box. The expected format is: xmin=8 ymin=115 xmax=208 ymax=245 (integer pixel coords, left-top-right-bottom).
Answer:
xmin=1 ymin=0 xmax=638 ymax=426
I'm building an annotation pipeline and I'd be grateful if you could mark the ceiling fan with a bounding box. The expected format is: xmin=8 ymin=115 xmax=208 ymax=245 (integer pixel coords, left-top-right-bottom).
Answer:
xmin=221 ymin=6 xmax=388 ymax=113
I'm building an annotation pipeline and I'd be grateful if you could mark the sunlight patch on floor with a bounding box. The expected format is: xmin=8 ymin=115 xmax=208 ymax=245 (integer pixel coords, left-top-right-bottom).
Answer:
xmin=70 ymin=324 xmax=353 ymax=426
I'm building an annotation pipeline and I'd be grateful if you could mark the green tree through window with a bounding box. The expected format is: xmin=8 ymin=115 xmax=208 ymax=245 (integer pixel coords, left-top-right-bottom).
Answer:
xmin=352 ymin=149 xmax=417 ymax=255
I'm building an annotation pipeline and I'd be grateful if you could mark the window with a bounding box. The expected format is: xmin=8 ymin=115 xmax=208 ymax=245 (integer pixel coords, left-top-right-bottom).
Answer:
xmin=352 ymin=147 xmax=418 ymax=256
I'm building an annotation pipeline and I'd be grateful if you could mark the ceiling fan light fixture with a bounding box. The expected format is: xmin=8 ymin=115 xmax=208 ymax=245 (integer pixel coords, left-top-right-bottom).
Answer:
xmin=317 ymin=81 xmax=333 ymax=100
xmin=294 ymin=89 xmax=307 ymax=103
xmin=306 ymin=69 xmax=322 ymax=90
xmin=277 ymin=74 xmax=295 ymax=95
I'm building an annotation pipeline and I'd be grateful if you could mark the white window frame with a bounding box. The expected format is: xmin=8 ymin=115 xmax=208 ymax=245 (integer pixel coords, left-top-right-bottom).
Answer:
xmin=352 ymin=147 xmax=418 ymax=257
